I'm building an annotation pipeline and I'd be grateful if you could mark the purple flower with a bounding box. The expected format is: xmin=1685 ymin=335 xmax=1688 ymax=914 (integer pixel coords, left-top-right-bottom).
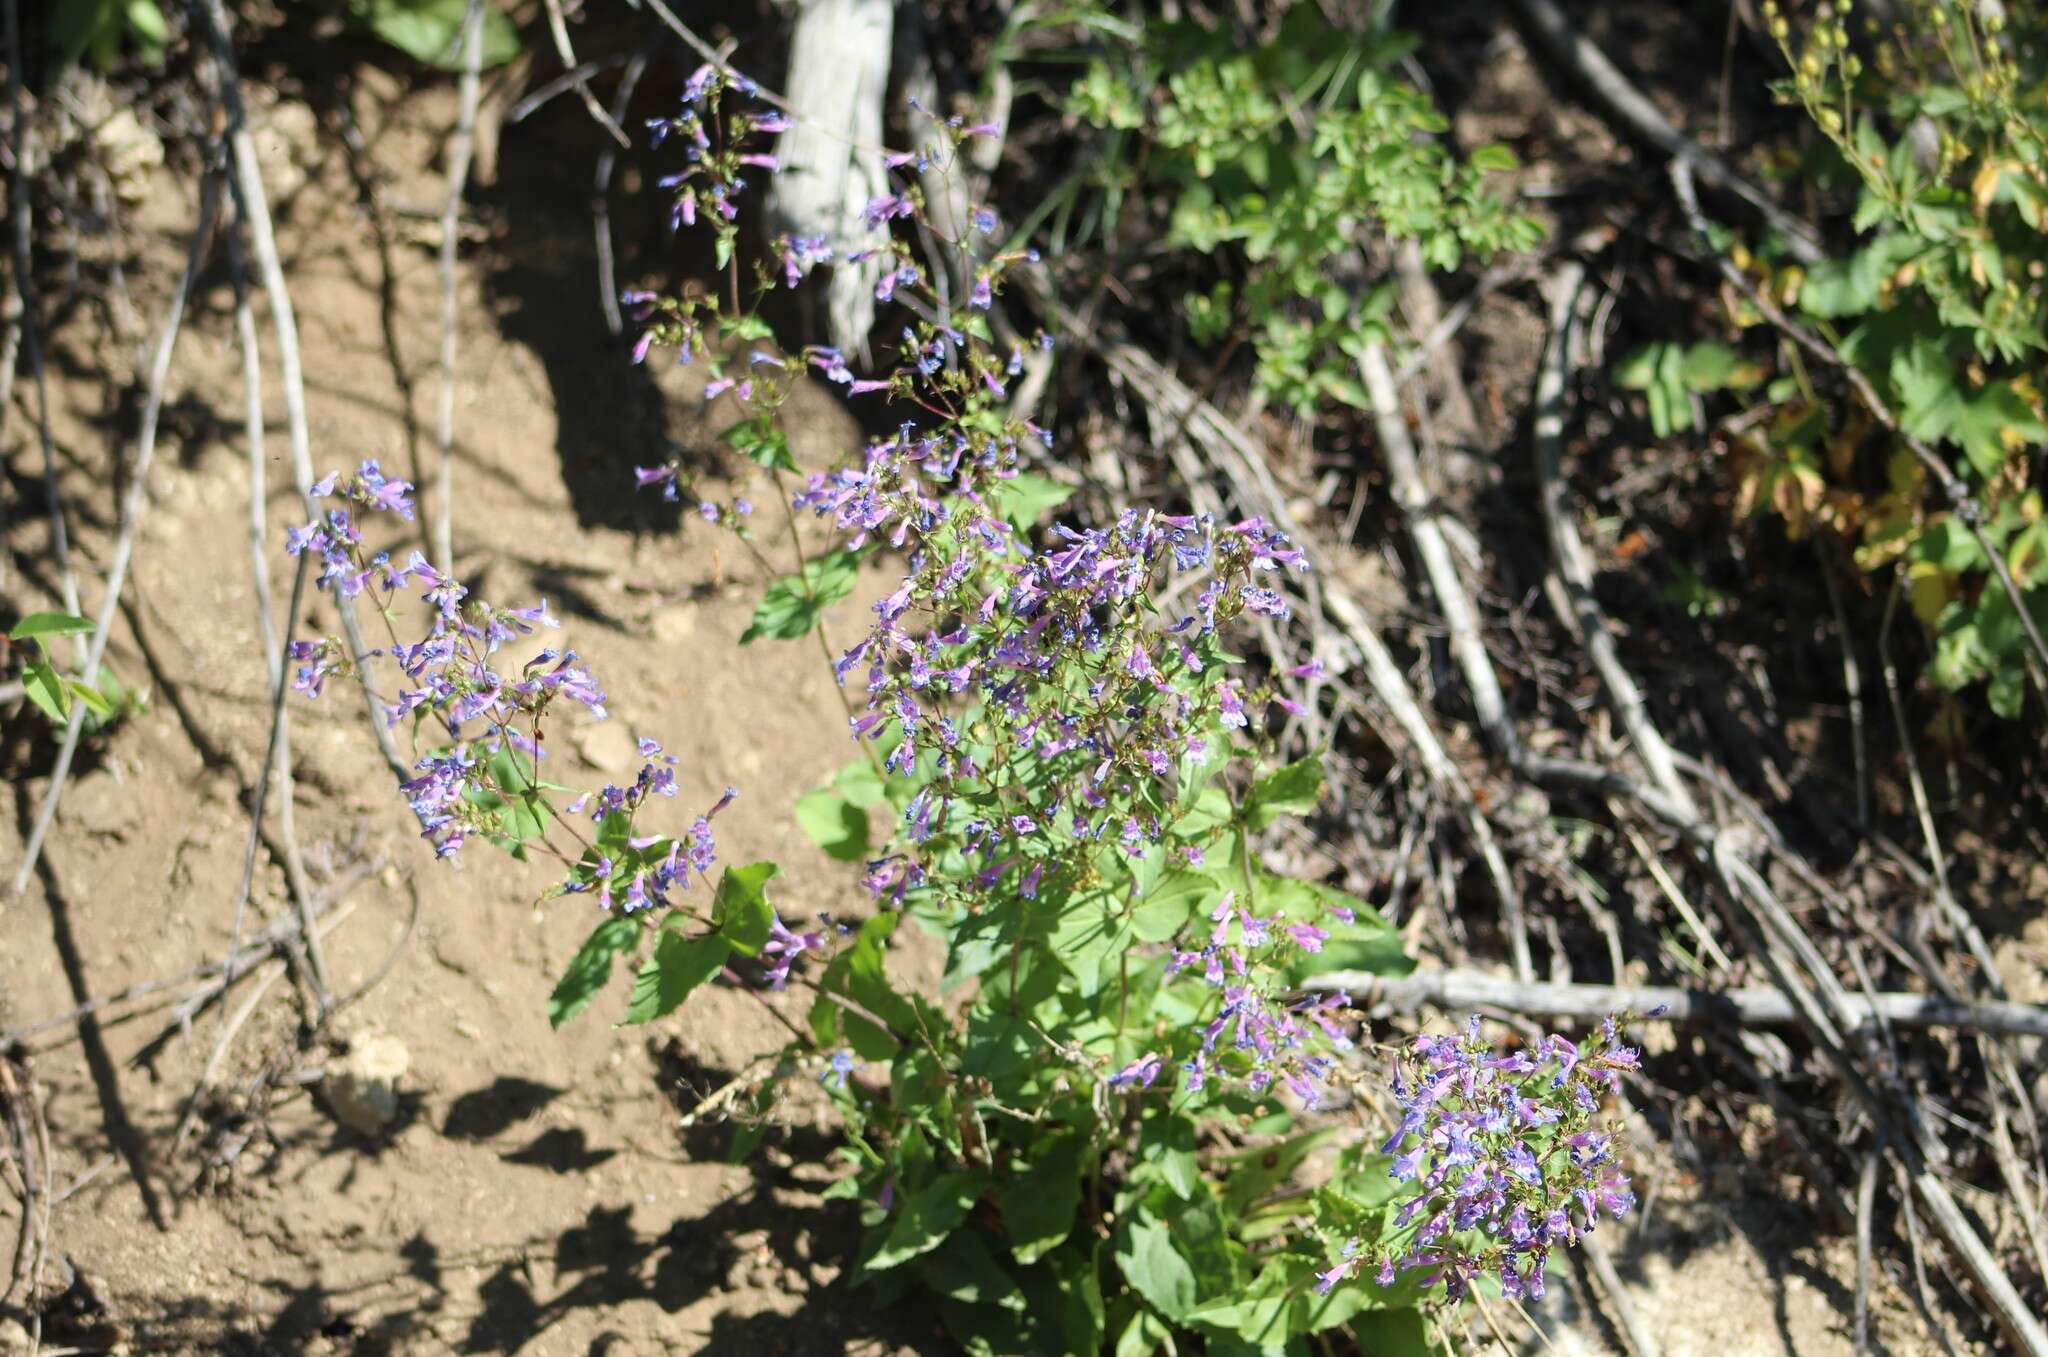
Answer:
xmin=761 ymin=916 xmax=825 ymax=989
xmin=1106 ymin=1054 xmax=1163 ymax=1090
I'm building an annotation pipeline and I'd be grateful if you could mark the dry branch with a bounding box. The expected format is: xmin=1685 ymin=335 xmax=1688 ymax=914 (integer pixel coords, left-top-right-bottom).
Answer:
xmin=3 ymin=0 xmax=82 ymax=632
xmin=1531 ymin=261 xmax=1698 ymax=820
xmin=1301 ymin=968 xmax=2048 ymax=1040
xmin=1530 ymin=246 xmax=2048 ymax=1357
xmin=434 ymin=0 xmax=487 ymax=578
xmin=540 ymin=0 xmax=630 ymax=147
xmin=1507 ymin=0 xmax=1823 ymax=264
xmin=1357 ymin=342 xmax=1519 ymax=765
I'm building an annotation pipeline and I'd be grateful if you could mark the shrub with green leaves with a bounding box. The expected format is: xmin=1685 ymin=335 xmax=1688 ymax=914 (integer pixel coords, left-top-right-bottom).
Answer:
xmin=1033 ymin=8 xmax=1541 ymax=416
xmin=1628 ymin=0 xmax=2048 ymax=717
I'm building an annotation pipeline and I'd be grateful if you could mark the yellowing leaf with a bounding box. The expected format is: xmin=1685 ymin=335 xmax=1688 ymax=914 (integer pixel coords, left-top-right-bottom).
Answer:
xmin=1907 ymin=561 xmax=1955 ymax=627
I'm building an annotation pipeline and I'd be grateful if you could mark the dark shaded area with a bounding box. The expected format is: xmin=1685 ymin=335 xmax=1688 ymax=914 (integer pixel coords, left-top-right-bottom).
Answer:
xmin=12 ymin=792 xmax=166 ymax=1231
xmin=442 ymin=1075 xmax=566 ymax=1139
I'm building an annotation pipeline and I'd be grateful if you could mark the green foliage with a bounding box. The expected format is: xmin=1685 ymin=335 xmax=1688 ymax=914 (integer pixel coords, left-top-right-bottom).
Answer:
xmin=547 ymin=915 xmax=642 ymax=1028
xmin=1044 ymin=7 xmax=1541 ymax=416
xmin=49 ymin=0 xmax=165 ymax=69
xmin=739 ymin=549 xmax=859 ymax=644
xmin=348 ymin=0 xmax=519 ymax=71
xmin=1632 ymin=0 xmax=2048 ymax=716
xmin=7 ymin=612 xmax=141 ymax=735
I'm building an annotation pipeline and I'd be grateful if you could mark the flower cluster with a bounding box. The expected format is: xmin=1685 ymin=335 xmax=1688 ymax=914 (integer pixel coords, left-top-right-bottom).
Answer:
xmin=645 ymin=63 xmax=784 ymax=239
xmin=284 ymin=460 xmax=730 ymax=877
xmin=839 ymin=499 xmax=1307 ymax=904
xmin=1318 ymin=1016 xmax=1639 ymax=1300
xmin=1148 ymin=890 xmax=1356 ymax=1104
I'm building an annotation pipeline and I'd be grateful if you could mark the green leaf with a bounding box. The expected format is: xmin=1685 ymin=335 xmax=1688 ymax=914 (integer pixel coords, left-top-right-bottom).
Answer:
xmin=123 ymin=0 xmax=166 ymax=58
xmin=65 ymin=678 xmax=113 ymax=719
xmin=1222 ymin=1129 xmax=1339 ymax=1215
xmin=1130 ymin=870 xmax=1225 ymax=943
xmin=547 ymin=915 xmax=642 ymax=1028
xmin=1137 ymin=1113 xmax=1201 ymax=1200
xmin=713 ymin=862 xmax=779 ymax=956
xmin=351 ymin=0 xmax=519 ymax=71
xmin=987 ymin=472 xmax=1075 ymax=531
xmin=920 ymin=1228 xmax=1025 ymax=1311
xmin=9 ymin=611 xmax=94 ymax=643
xmin=866 ymin=1172 xmax=986 ymax=1272
xmin=1678 ymin=342 xmax=1762 ymax=392
xmin=1244 ymin=754 xmax=1323 ymax=829
xmin=817 ymin=912 xmax=916 ymax=1052
xmin=719 ymin=415 xmax=798 ymax=473
xmin=1348 ymin=1309 xmax=1440 ymax=1357
xmin=795 ymin=788 xmax=870 ymax=861
xmin=621 ymin=929 xmax=730 ymax=1025
xmin=998 ymin=1134 xmax=1084 ymax=1264
xmin=1954 ymin=381 xmax=2047 ymax=479
xmin=738 ymin=550 xmax=860 ymax=644
xmin=485 ymin=746 xmax=551 ymax=842
xmin=1115 ymin=1214 xmax=1198 ymax=1322
xmin=20 ymin=660 xmax=68 ymax=724
xmin=833 ymin=757 xmax=888 ymax=808
xmin=1051 ymin=1241 xmax=1107 ymax=1357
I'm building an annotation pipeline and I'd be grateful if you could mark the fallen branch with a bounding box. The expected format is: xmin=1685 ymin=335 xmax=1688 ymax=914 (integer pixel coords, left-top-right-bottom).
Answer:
xmin=593 ymin=52 xmax=649 ymax=338
xmin=0 ymin=895 xmax=353 ymax=1051
xmin=1531 ymin=260 xmax=1698 ymax=820
xmin=1303 ymin=968 xmax=2048 ymax=1040
xmin=539 ymin=0 xmax=630 ymax=147
xmin=1357 ymin=342 xmax=1520 ymax=765
xmin=1531 ymin=244 xmax=2048 ymax=1357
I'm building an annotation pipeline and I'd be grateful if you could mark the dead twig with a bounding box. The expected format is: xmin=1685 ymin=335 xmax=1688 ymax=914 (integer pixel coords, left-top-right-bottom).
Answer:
xmin=594 ymin=51 xmax=649 ymax=338
xmin=1530 ymin=260 xmax=1697 ymax=820
xmin=4 ymin=0 xmax=83 ymax=632
xmin=1357 ymin=343 xmax=1520 ymax=767
xmin=191 ymin=0 xmax=410 ymax=786
xmin=539 ymin=0 xmax=630 ymax=146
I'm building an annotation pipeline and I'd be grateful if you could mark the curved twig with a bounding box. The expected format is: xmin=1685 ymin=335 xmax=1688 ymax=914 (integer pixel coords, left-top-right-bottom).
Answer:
xmin=1358 ymin=342 xmax=1520 ymax=764
xmin=1531 ymin=260 xmax=1698 ymax=820
xmin=193 ymin=0 xmax=407 ymax=783
xmin=1508 ymin=0 xmax=1823 ymax=264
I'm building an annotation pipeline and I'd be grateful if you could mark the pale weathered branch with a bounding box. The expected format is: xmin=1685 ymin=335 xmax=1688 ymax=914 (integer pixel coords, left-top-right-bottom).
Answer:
xmin=1303 ymin=968 xmax=2048 ymax=1040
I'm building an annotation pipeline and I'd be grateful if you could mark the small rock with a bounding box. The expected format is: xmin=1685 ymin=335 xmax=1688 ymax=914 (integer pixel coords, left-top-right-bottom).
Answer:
xmin=574 ymin=722 xmax=640 ymax=776
xmin=94 ymin=107 xmax=163 ymax=200
xmin=0 ymin=1315 xmax=29 ymax=1354
xmin=322 ymin=1033 xmax=410 ymax=1135
xmin=652 ymin=606 xmax=697 ymax=645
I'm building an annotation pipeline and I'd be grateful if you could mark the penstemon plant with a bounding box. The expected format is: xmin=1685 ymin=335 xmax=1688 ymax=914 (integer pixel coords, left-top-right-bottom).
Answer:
xmin=283 ymin=62 xmax=1635 ymax=1356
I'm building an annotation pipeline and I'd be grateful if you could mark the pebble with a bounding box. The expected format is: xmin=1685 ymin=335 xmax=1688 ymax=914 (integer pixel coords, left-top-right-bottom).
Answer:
xmin=322 ymin=1032 xmax=411 ymax=1135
